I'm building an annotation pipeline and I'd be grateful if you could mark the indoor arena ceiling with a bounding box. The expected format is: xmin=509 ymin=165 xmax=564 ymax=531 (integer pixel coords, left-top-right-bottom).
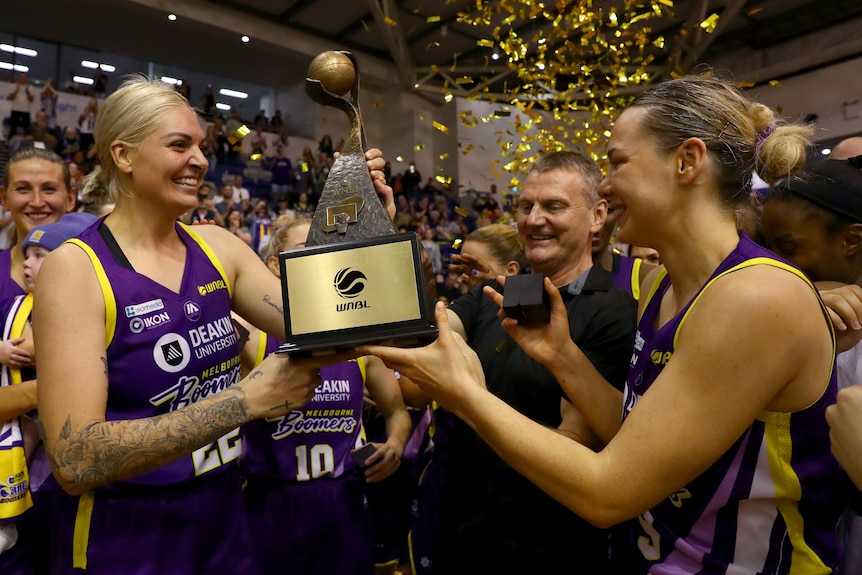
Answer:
xmin=5 ymin=0 xmax=862 ymax=100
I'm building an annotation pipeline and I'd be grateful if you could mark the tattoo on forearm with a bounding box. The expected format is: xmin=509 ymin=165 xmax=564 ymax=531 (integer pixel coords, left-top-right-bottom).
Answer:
xmin=47 ymin=389 xmax=250 ymax=490
xmin=269 ymin=400 xmax=292 ymax=412
xmin=248 ymin=369 xmax=263 ymax=380
xmin=262 ymin=294 xmax=284 ymax=315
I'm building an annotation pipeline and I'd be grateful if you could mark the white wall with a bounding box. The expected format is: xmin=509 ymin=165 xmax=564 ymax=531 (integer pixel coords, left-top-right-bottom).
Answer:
xmin=749 ymin=56 xmax=862 ymax=142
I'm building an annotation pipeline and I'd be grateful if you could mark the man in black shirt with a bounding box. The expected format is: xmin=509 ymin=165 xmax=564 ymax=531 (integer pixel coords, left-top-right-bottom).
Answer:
xmin=430 ymin=151 xmax=637 ymax=573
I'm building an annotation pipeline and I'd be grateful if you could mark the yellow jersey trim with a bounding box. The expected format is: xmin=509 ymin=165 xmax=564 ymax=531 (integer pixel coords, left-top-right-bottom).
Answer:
xmin=67 ymin=238 xmax=117 ymax=348
xmin=72 ymin=491 xmax=96 ymax=569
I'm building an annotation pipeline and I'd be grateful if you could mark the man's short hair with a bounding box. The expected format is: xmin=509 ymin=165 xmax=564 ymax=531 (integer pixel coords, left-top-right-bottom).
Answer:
xmin=528 ymin=151 xmax=603 ymax=204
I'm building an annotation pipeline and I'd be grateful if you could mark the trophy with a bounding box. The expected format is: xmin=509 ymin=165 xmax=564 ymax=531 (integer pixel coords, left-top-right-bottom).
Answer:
xmin=276 ymin=51 xmax=438 ymax=356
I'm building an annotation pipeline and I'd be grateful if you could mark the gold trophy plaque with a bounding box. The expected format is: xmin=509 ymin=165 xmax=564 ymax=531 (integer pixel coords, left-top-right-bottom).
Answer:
xmin=276 ymin=51 xmax=437 ymax=356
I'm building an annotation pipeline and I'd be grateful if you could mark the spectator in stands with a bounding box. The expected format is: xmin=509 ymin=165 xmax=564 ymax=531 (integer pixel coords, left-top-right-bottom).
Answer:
xmin=40 ymin=79 xmax=59 ymax=131
xmin=248 ymin=198 xmax=275 ymax=255
xmin=223 ymin=206 xmax=252 ymax=246
xmin=201 ymin=84 xmax=215 ymax=119
xmin=253 ymin=109 xmax=268 ymax=131
xmin=6 ymin=73 xmax=34 ymax=140
xmin=292 ymin=192 xmax=314 ymax=218
xmin=268 ymin=145 xmax=293 ymax=205
xmin=403 ymin=162 xmax=422 ymax=200
xmin=318 ymin=134 xmax=334 ymax=159
xmin=420 ymin=225 xmax=443 ymax=275
xmin=202 ymin=124 xmax=219 ymax=173
xmin=294 ymin=148 xmax=316 ymax=199
xmin=393 ymin=195 xmax=412 ymax=231
xmin=248 ymin=127 xmax=267 ymax=158
xmin=181 ymin=184 xmax=224 ymax=226
xmin=77 ymin=98 xmax=98 ymax=155
xmin=214 ymin=184 xmax=237 ymax=216
xmin=92 ymin=69 xmax=108 ymax=98
xmin=270 ymin=109 xmax=284 ymax=131
xmin=271 ymin=125 xmax=289 ymax=154
xmin=231 ymin=174 xmax=251 ymax=203
xmin=60 ymin=126 xmax=80 ymax=163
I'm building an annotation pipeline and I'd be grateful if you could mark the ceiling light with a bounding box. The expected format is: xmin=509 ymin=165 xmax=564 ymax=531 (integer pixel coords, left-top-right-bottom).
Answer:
xmin=73 ymin=76 xmax=94 ymax=85
xmin=241 ymin=36 xmax=250 ymax=43
xmin=161 ymin=76 xmax=180 ymax=85
xmin=215 ymin=103 xmax=231 ymax=111
xmin=0 ymin=44 xmax=37 ymax=57
xmin=0 ymin=62 xmax=29 ymax=72
xmin=821 ymin=148 xmax=832 ymax=156
xmin=100 ymin=64 xmax=115 ymax=72
xmin=81 ymin=60 xmax=98 ymax=69
xmin=168 ymin=14 xmax=177 ymax=21
xmin=491 ymin=52 xmax=500 ymax=61
xmin=219 ymin=88 xmax=248 ymax=99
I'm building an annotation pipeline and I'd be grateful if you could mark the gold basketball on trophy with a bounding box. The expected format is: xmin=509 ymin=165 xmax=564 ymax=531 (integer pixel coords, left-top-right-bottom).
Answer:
xmin=308 ymin=51 xmax=357 ymax=97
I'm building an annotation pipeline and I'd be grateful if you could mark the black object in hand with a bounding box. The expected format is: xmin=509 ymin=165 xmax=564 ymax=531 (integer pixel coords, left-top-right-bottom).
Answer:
xmin=351 ymin=443 xmax=378 ymax=470
xmin=502 ymin=273 xmax=550 ymax=324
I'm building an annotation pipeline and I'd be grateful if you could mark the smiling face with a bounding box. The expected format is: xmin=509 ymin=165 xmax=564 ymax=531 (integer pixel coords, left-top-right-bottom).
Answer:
xmin=1 ymin=158 xmax=75 ymax=238
xmin=517 ymin=168 xmax=603 ymax=282
xmin=600 ymin=107 xmax=677 ymax=248
xmin=120 ymin=106 xmax=207 ymax=213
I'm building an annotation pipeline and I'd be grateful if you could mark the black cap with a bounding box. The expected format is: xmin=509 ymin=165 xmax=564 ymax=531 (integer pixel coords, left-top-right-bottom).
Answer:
xmin=773 ymin=159 xmax=862 ymax=222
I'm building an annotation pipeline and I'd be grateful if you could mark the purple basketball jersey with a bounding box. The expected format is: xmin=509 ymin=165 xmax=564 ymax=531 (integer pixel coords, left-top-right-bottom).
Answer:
xmin=618 ymin=233 xmax=845 ymax=574
xmin=0 ymin=251 xmax=26 ymax=302
xmin=72 ymin=222 xmax=243 ymax=486
xmin=241 ymin=332 xmax=366 ymax=481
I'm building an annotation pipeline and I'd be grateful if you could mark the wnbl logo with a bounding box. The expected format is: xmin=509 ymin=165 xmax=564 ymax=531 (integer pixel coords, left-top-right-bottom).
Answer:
xmin=333 ymin=268 xmax=370 ymax=312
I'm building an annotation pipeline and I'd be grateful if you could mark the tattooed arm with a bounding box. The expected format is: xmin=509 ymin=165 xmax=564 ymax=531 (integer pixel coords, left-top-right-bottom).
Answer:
xmin=34 ymin=242 xmax=329 ymax=495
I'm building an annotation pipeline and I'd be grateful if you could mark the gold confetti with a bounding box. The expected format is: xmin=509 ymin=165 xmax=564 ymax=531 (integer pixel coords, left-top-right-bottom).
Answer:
xmin=419 ymin=114 xmax=425 ymax=121
xmin=432 ymin=121 xmax=449 ymax=133
xmin=453 ymin=206 xmax=468 ymax=216
xmin=456 ymin=76 xmax=473 ymax=85
xmin=699 ymin=13 xmax=719 ymax=33
xmin=437 ymin=175 xmax=453 ymax=185
xmin=494 ymin=110 xmax=511 ymax=117
xmin=737 ymin=81 xmax=755 ymax=88
xmin=249 ymin=153 xmax=262 ymax=161
xmin=384 ymin=17 xmax=397 ymax=27
xmin=227 ymin=124 xmax=250 ymax=145
xmin=395 ymin=156 xmax=404 ymax=162
xmin=414 ymin=143 xmax=425 ymax=151
xmin=444 ymin=93 xmax=454 ymax=102
xmin=462 ymin=144 xmax=473 ymax=155
xmin=439 ymin=153 xmax=449 ymax=160
xmin=768 ymin=80 xmax=781 ymax=87
xmin=427 ymin=15 xmax=441 ymax=23
xmin=747 ymin=8 xmax=763 ymax=15
xmin=477 ymin=39 xmax=495 ymax=48
xmin=373 ymin=101 xmax=383 ymax=108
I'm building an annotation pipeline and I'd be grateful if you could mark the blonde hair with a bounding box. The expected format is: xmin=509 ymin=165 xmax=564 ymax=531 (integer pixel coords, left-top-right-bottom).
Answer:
xmin=84 ymin=75 xmax=194 ymax=201
xmin=631 ymin=73 xmax=812 ymax=203
xmin=465 ymin=223 xmax=528 ymax=270
xmin=263 ymin=216 xmax=312 ymax=261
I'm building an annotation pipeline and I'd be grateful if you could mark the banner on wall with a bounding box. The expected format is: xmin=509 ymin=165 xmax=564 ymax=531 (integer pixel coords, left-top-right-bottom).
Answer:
xmin=0 ymin=81 xmax=100 ymax=140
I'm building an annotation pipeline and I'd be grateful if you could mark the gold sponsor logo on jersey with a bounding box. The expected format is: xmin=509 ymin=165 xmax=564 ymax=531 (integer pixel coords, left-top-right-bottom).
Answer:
xmin=650 ymin=349 xmax=673 ymax=365
xmin=197 ymin=279 xmax=227 ymax=296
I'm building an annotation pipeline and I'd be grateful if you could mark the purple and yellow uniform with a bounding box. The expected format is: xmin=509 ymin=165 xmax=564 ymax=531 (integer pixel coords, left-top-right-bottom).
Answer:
xmin=0 ymin=251 xmax=26 ymax=302
xmin=615 ymin=233 xmax=846 ymax=574
xmin=50 ymin=222 xmax=250 ymax=575
xmin=611 ymin=250 xmax=642 ymax=300
xmin=241 ymin=332 xmax=375 ymax=574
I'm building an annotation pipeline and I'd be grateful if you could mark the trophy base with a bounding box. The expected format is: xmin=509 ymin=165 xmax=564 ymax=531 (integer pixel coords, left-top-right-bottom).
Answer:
xmin=276 ymin=233 xmax=439 ymax=358
xmin=275 ymin=324 xmax=438 ymax=357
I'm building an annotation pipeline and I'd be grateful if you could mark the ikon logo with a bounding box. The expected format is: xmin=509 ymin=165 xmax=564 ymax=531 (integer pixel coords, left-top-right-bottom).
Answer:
xmin=333 ymin=268 xmax=367 ymax=299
